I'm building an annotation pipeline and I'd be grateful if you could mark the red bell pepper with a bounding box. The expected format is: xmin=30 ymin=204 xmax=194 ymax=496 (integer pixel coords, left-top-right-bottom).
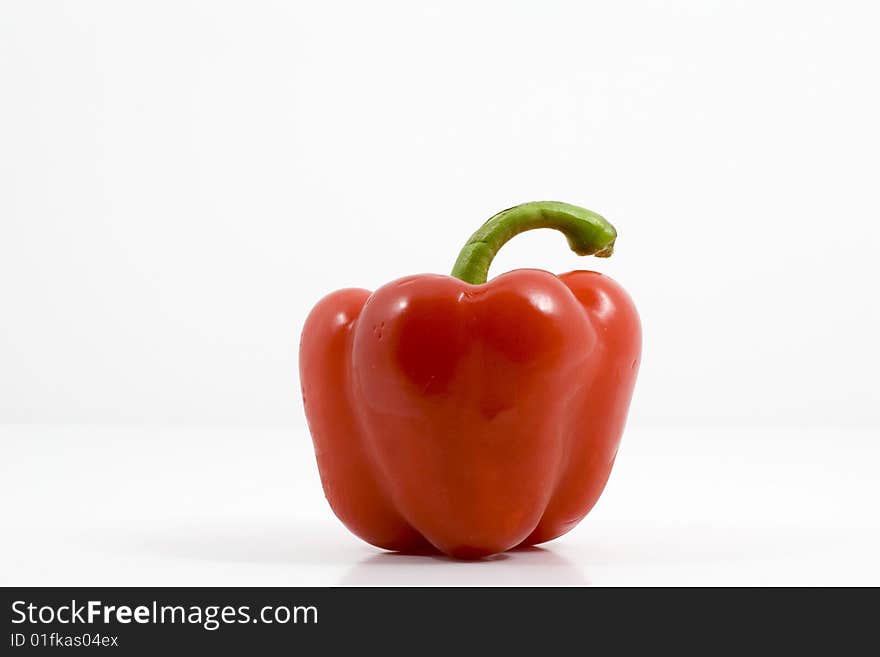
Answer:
xmin=300 ymin=201 xmax=641 ymax=558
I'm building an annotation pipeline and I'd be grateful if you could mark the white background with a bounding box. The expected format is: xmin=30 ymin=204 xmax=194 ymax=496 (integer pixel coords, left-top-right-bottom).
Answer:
xmin=2 ymin=1 xmax=878 ymax=585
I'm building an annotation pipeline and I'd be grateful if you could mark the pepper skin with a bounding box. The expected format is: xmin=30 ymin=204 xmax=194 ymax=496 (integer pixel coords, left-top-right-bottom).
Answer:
xmin=300 ymin=202 xmax=640 ymax=559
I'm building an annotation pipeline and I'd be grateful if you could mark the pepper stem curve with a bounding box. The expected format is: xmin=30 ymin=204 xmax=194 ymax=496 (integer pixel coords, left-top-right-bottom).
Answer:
xmin=450 ymin=201 xmax=617 ymax=285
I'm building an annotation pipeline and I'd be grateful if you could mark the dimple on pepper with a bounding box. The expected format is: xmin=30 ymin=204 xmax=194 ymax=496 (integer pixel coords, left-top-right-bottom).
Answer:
xmin=300 ymin=201 xmax=641 ymax=558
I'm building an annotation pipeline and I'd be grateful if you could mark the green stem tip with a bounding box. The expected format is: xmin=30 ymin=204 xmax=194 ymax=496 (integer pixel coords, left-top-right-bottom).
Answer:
xmin=450 ymin=201 xmax=617 ymax=285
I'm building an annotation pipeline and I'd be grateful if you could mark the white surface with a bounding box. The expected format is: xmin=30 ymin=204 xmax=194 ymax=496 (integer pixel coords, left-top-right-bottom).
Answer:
xmin=2 ymin=1 xmax=880 ymax=428
xmin=3 ymin=423 xmax=878 ymax=586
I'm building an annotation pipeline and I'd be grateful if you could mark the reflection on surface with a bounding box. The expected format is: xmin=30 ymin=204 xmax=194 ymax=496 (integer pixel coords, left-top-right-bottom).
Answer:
xmin=339 ymin=546 xmax=589 ymax=586
xmin=72 ymin=518 xmax=880 ymax=586
xmin=88 ymin=520 xmax=589 ymax=586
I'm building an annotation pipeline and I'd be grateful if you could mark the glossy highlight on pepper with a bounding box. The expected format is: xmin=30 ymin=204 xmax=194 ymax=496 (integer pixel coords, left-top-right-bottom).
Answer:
xmin=300 ymin=201 xmax=641 ymax=559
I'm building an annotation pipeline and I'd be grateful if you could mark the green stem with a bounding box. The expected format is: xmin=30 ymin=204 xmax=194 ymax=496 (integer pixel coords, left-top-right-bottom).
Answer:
xmin=450 ymin=201 xmax=617 ymax=285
